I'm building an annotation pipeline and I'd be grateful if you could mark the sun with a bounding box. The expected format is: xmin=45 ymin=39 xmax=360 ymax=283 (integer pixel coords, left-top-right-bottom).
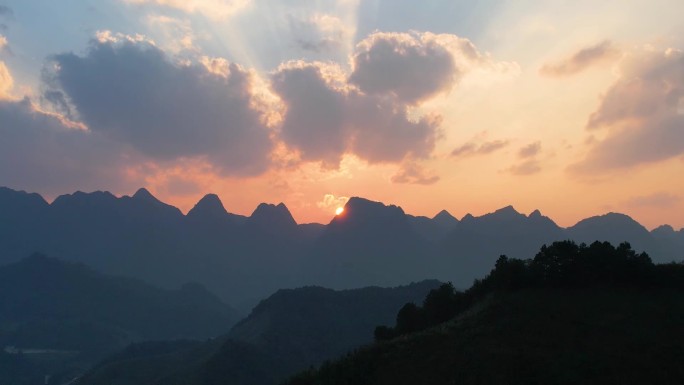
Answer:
xmin=335 ymin=207 xmax=344 ymax=215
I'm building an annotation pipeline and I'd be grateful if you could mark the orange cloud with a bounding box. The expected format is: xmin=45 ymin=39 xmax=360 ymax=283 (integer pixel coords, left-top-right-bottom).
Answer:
xmin=540 ymin=40 xmax=620 ymax=77
xmin=571 ymin=47 xmax=684 ymax=173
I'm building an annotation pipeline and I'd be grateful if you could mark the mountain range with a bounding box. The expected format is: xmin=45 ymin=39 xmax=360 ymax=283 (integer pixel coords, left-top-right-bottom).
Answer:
xmin=1 ymin=186 xmax=682 ymax=311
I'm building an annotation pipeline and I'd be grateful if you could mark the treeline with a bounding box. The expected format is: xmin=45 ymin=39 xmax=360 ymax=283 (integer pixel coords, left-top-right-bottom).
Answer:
xmin=376 ymin=240 xmax=684 ymax=341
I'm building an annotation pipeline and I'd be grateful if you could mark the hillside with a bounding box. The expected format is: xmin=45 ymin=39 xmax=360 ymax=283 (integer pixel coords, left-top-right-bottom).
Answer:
xmin=0 ymin=254 xmax=239 ymax=383
xmin=288 ymin=288 xmax=684 ymax=385
xmin=77 ymin=280 xmax=441 ymax=385
xmin=286 ymin=242 xmax=684 ymax=385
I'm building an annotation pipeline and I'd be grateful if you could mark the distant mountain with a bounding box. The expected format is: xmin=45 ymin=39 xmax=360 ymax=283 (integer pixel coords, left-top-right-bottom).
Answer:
xmin=186 ymin=193 xmax=247 ymax=227
xmin=0 ymin=254 xmax=239 ymax=383
xmin=0 ymin=254 xmax=239 ymax=346
xmin=407 ymin=209 xmax=458 ymax=242
xmin=247 ymin=202 xmax=298 ymax=233
xmin=0 ymin=187 xmax=49 ymax=259
xmin=568 ymin=212 xmax=652 ymax=249
xmin=0 ymin=186 xmax=682 ymax=311
xmin=439 ymin=206 xmax=566 ymax=285
xmin=303 ymin=197 xmax=438 ymax=289
xmin=77 ymin=280 xmax=441 ymax=385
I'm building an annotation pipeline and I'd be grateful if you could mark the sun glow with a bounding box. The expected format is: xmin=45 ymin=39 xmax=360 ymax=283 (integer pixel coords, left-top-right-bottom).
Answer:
xmin=335 ymin=207 xmax=344 ymax=215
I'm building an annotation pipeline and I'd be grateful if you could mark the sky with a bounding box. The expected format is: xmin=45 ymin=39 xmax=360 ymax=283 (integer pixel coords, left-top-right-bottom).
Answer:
xmin=0 ymin=0 xmax=683 ymax=229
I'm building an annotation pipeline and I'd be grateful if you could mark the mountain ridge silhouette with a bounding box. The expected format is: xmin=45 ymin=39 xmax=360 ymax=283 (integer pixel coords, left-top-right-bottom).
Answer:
xmin=0 ymin=186 xmax=682 ymax=310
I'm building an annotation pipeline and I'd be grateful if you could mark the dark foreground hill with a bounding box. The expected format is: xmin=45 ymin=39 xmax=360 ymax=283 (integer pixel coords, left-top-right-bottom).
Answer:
xmin=286 ymin=242 xmax=684 ymax=385
xmin=0 ymin=254 xmax=239 ymax=384
xmin=76 ymin=280 xmax=441 ymax=385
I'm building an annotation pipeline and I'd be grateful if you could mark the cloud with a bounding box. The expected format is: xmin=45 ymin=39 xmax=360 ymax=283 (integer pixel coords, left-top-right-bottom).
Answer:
xmin=123 ymin=0 xmax=251 ymax=20
xmin=508 ymin=159 xmax=542 ymax=175
xmin=349 ymin=31 xmax=500 ymax=104
xmin=0 ymin=35 xmax=7 ymax=51
xmin=451 ymin=139 xmax=509 ymax=157
xmin=625 ymin=192 xmax=680 ymax=208
xmin=391 ymin=162 xmax=440 ymax=185
xmin=571 ymin=47 xmax=684 ymax=173
xmin=0 ymin=61 xmax=12 ymax=98
xmin=289 ymin=13 xmax=352 ymax=53
xmin=0 ymin=6 xmax=12 ymax=17
xmin=147 ymin=15 xmax=198 ymax=54
xmin=0 ymin=97 xmax=143 ymax=194
xmin=43 ymin=38 xmax=273 ymax=176
xmin=271 ymin=61 xmax=440 ymax=168
xmin=317 ymin=194 xmax=349 ymax=210
xmin=518 ymin=141 xmax=541 ymax=158
xmin=540 ymin=40 xmax=620 ymax=77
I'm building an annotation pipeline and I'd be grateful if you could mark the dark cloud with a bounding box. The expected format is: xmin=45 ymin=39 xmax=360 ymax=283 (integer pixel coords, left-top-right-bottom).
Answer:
xmin=518 ymin=141 xmax=541 ymax=158
xmin=0 ymin=5 xmax=12 ymax=17
xmin=451 ymin=139 xmax=509 ymax=157
xmin=271 ymin=62 xmax=440 ymax=167
xmin=571 ymin=48 xmax=684 ymax=173
xmin=540 ymin=40 xmax=620 ymax=77
xmin=625 ymin=192 xmax=680 ymax=208
xmin=508 ymin=159 xmax=542 ymax=175
xmin=349 ymin=32 xmax=461 ymax=104
xmin=571 ymin=115 xmax=684 ymax=172
xmin=44 ymin=38 xmax=273 ymax=176
xmin=296 ymin=38 xmax=338 ymax=53
xmin=0 ymin=97 xmax=142 ymax=194
xmin=287 ymin=14 xmax=346 ymax=53
xmin=391 ymin=162 xmax=440 ymax=185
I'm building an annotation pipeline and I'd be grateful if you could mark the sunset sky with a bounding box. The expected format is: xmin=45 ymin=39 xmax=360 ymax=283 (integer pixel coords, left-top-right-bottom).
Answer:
xmin=1 ymin=0 xmax=683 ymax=229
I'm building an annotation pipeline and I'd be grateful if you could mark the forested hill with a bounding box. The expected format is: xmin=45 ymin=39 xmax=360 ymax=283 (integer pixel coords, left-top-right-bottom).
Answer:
xmin=286 ymin=241 xmax=684 ymax=385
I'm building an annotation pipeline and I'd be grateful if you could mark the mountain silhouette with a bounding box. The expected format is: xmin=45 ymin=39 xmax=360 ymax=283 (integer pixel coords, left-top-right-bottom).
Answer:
xmin=567 ymin=212 xmax=653 ymax=249
xmin=0 ymin=186 xmax=682 ymax=310
xmin=303 ymin=197 xmax=436 ymax=289
xmin=438 ymin=205 xmax=566 ymax=285
xmin=407 ymin=209 xmax=459 ymax=242
xmin=247 ymin=202 xmax=298 ymax=234
xmin=0 ymin=253 xmax=238 ymax=382
xmin=186 ymin=194 xmax=247 ymax=228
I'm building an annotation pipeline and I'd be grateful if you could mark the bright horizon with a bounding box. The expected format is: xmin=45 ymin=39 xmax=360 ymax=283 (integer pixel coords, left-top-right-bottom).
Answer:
xmin=1 ymin=1 xmax=683 ymax=230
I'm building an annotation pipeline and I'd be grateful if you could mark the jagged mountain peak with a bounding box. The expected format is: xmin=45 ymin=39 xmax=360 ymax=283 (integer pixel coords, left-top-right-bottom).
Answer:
xmin=344 ymin=197 xmax=405 ymax=215
xmin=132 ymin=187 xmax=156 ymax=201
xmin=250 ymin=202 xmax=297 ymax=228
xmin=187 ymin=193 xmax=228 ymax=218
xmin=433 ymin=209 xmax=457 ymax=222
xmin=328 ymin=197 xmax=407 ymax=228
xmin=529 ymin=209 xmax=543 ymax=218
xmin=493 ymin=205 xmax=522 ymax=216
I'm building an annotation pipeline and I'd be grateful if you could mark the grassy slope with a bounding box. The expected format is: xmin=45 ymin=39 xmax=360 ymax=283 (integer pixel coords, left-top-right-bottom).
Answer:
xmin=289 ymin=287 xmax=684 ymax=385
